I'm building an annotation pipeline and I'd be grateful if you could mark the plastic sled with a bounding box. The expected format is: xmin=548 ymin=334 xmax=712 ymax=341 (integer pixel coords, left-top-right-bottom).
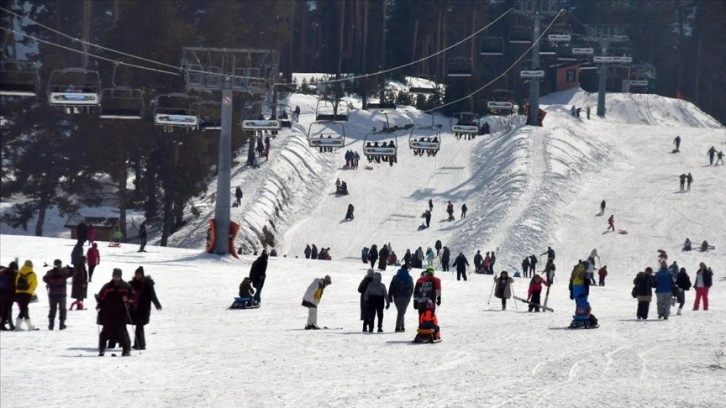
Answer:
xmin=412 ymin=328 xmax=442 ymax=343
xmin=618 ymin=230 xmax=628 ymax=235
xmin=229 ymin=297 xmax=260 ymax=310
xmin=108 ymin=242 xmax=121 ymax=247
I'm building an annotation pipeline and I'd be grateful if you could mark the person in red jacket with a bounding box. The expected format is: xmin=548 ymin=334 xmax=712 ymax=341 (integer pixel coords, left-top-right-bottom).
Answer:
xmin=413 ymin=266 xmax=441 ymax=315
xmin=598 ymin=265 xmax=608 ymax=287
xmin=527 ymin=274 xmax=549 ymax=312
xmin=86 ymin=243 xmax=100 ymax=282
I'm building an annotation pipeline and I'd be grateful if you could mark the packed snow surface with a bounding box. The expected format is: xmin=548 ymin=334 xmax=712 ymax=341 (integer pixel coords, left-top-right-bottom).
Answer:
xmin=2 ymin=88 xmax=725 ymax=408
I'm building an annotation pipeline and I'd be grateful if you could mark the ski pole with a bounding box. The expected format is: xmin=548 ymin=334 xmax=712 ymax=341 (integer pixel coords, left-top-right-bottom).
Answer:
xmin=487 ymin=282 xmax=495 ymax=305
xmin=511 ymin=285 xmax=518 ymax=311
xmin=124 ymin=302 xmax=141 ymax=355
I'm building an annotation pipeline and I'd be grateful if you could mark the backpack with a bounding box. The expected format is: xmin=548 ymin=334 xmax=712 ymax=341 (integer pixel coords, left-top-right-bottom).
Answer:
xmin=16 ymin=273 xmax=30 ymax=291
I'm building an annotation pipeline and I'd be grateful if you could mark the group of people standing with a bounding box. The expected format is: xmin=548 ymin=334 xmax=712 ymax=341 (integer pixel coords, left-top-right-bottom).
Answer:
xmin=304 ymin=244 xmax=332 ymax=260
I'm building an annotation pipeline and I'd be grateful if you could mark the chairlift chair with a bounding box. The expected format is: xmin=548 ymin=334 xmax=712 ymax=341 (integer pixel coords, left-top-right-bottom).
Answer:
xmin=408 ymin=75 xmax=438 ymax=96
xmin=509 ymin=26 xmax=532 ymax=44
xmin=307 ymin=121 xmax=346 ymax=151
xmin=479 ymin=36 xmax=505 ymax=56
xmin=0 ymin=60 xmax=40 ymax=97
xmin=451 ymin=112 xmax=479 ymax=139
xmin=152 ymin=93 xmax=200 ymax=132
xmin=276 ymin=104 xmax=294 ymax=128
xmin=363 ymin=129 xmax=399 ymax=164
xmin=99 ymin=87 xmax=145 ymax=119
xmin=486 ymin=89 xmax=514 ymax=116
xmin=409 ymin=117 xmax=442 ymax=157
xmin=447 ymin=57 xmax=473 ymax=78
xmin=47 ymin=68 xmax=101 ymax=114
xmin=365 ymin=101 xmax=397 ymax=111
xmin=241 ymin=101 xmax=282 ymax=132
xmin=192 ymin=100 xmax=223 ymax=130
xmin=315 ymin=98 xmax=349 ymax=121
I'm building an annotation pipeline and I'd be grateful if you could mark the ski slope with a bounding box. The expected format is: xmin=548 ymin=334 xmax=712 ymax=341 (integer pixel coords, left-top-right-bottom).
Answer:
xmin=2 ymin=89 xmax=726 ymax=408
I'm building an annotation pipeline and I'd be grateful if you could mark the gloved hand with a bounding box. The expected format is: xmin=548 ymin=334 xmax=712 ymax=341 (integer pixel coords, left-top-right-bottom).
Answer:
xmin=436 ymin=297 xmax=441 ymax=306
xmin=385 ymin=303 xmax=390 ymax=310
xmin=569 ymin=292 xmax=574 ymax=300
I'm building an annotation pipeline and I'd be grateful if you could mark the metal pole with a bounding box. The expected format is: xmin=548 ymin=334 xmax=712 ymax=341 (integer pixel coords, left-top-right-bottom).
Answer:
xmin=597 ymin=42 xmax=607 ymax=117
xmin=527 ymin=13 xmax=541 ymax=127
xmin=213 ymin=78 xmax=234 ymax=254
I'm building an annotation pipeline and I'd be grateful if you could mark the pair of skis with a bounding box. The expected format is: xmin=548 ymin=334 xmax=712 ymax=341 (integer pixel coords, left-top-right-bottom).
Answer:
xmin=513 ymin=282 xmax=554 ymax=312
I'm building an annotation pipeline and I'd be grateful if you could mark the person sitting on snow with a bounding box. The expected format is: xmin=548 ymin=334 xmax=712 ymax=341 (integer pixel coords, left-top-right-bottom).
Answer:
xmin=417 ymin=299 xmax=441 ymax=341
xmin=238 ymin=277 xmax=257 ymax=305
xmin=683 ymin=238 xmax=692 ymax=251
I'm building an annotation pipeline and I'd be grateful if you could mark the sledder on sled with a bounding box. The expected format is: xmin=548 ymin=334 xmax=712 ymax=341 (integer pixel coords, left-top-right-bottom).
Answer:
xmin=230 ymin=277 xmax=260 ymax=309
xmin=413 ymin=299 xmax=441 ymax=343
xmin=569 ymin=293 xmax=599 ymax=329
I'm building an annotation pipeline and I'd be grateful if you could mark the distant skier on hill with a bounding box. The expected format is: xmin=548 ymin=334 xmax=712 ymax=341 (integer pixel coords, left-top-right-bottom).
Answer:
xmin=599 ymin=199 xmax=606 ymax=215
xmin=679 ymin=173 xmax=687 ymax=192
xmin=686 ymin=173 xmax=693 ymax=191
xmin=440 ymin=247 xmax=450 ymax=272
xmin=673 ymin=135 xmax=681 ymax=152
xmin=473 ymin=250 xmax=483 ymax=274
xmin=521 ymin=257 xmax=530 ymax=278
xmin=716 ymin=150 xmax=724 ymax=165
xmin=461 ymin=204 xmax=468 ymax=219
xmin=607 ymin=215 xmax=615 ymax=232
xmin=707 ymin=146 xmax=717 ymax=165
xmin=421 ymin=210 xmax=431 ymax=228
xmin=345 ymin=204 xmax=355 ymax=221
xmin=446 ymin=201 xmax=455 ymax=221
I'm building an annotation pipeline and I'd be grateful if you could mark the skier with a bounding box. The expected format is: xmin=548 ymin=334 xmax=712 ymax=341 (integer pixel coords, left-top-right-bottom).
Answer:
xmin=460 ymin=203 xmax=468 ymax=219
xmin=675 ymin=267 xmax=692 ymax=315
xmin=600 ymin=199 xmax=606 ymax=215
xmin=86 ymin=243 xmax=100 ymax=282
xmin=654 ymin=261 xmax=673 ymax=319
xmin=364 ymin=272 xmax=390 ymax=332
xmin=304 ymin=244 xmax=312 ymax=259
xmin=389 ymin=264 xmax=414 ymax=332
xmin=128 ymin=266 xmax=162 ymax=350
xmin=493 ymin=271 xmax=514 ymax=310
xmin=14 ymin=260 xmax=38 ymax=331
xmin=693 ymin=262 xmax=713 ymax=311
xmin=607 ymin=214 xmax=615 ymax=232
xmin=249 ymin=252 xmax=268 ymax=304
xmin=345 ymin=204 xmax=355 ymax=221
xmin=673 ymin=135 xmax=681 ymax=152
xmin=0 ymin=262 xmax=18 ymax=331
xmin=597 ymin=265 xmax=608 ymax=287
xmin=440 ymin=247 xmax=450 ymax=272
xmin=96 ymin=268 xmax=133 ymax=356
xmin=235 ymin=187 xmax=243 ymax=206
xmin=527 ymin=274 xmax=548 ymax=312
xmin=43 ymin=260 xmax=73 ymax=330
xmin=473 ymin=250 xmax=483 ymax=274
xmin=368 ymin=244 xmax=378 ymax=269
xmin=528 ymin=254 xmax=538 ymax=277
xmin=421 ymin=210 xmax=431 ymax=228
xmin=446 ymin=201 xmax=455 ymax=221
xmin=452 ymin=252 xmax=469 ymax=281
xmin=679 ymin=173 xmax=686 ymax=192
xmin=686 ymin=173 xmax=693 ymax=191
xmin=707 ymin=146 xmax=717 ymax=165
xmin=633 ymin=267 xmax=656 ymax=320
xmin=521 ymin=257 xmax=530 ymax=279
xmin=137 ymin=221 xmax=147 ymax=253
xmin=301 ymin=275 xmax=332 ymax=330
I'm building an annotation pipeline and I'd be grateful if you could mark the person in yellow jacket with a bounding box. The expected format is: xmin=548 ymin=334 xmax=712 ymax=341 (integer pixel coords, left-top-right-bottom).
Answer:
xmin=301 ymin=275 xmax=332 ymax=330
xmin=15 ymin=260 xmax=38 ymax=331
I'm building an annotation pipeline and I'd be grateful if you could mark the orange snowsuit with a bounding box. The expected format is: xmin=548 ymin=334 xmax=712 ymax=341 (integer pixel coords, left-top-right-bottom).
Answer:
xmin=419 ymin=308 xmax=441 ymax=339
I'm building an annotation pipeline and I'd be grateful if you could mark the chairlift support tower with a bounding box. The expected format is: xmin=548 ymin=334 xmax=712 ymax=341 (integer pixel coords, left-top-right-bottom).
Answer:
xmin=582 ymin=26 xmax=630 ymax=117
xmin=181 ymin=47 xmax=278 ymax=255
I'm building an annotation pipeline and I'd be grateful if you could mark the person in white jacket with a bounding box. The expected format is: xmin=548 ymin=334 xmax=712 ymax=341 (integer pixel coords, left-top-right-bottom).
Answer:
xmin=302 ymin=275 xmax=332 ymax=330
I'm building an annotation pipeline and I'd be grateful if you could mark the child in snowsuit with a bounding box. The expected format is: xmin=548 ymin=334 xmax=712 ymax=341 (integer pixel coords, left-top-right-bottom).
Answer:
xmin=527 ymin=274 xmax=548 ymax=312
xmin=416 ymin=299 xmax=441 ymax=341
xmin=598 ymin=266 xmax=608 ymax=286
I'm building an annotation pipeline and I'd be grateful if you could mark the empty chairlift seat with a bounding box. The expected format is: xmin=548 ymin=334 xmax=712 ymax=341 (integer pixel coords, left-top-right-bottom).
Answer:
xmin=0 ymin=60 xmax=40 ymax=97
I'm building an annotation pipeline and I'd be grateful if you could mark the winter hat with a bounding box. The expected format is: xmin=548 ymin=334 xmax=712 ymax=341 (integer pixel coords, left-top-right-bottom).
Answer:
xmin=8 ymin=261 xmax=18 ymax=271
xmin=135 ymin=266 xmax=145 ymax=276
xmin=54 ymin=259 xmax=62 ymax=267
xmin=323 ymin=275 xmax=332 ymax=285
xmin=366 ymin=268 xmax=374 ymax=277
xmin=112 ymin=268 xmax=123 ymax=277
xmin=645 ymin=267 xmax=653 ymax=273
xmin=23 ymin=260 xmax=33 ymax=268
xmin=426 ymin=266 xmax=435 ymax=274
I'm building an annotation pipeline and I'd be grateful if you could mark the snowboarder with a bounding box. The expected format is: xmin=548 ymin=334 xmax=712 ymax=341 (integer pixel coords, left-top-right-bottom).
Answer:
xmin=597 ymin=265 xmax=608 ymax=287
xmin=693 ymin=262 xmax=712 ymax=311
xmin=452 ymin=252 xmax=469 ymax=281
xmin=527 ymin=274 xmax=548 ymax=312
xmin=364 ymin=272 xmax=389 ymax=332
xmin=235 ymin=187 xmax=243 ymax=206
xmin=679 ymin=173 xmax=687 ymax=192
xmin=43 ymin=260 xmax=73 ymax=330
xmin=633 ymin=267 xmax=656 ymax=320
xmin=654 ymin=261 xmax=673 ymax=319
xmin=249 ymin=252 xmax=268 ymax=304
xmin=673 ymin=135 xmax=681 ymax=152
xmin=686 ymin=173 xmax=693 ymax=191
xmin=446 ymin=201 xmax=455 ymax=221
xmin=421 ymin=210 xmax=431 ymax=228
xmin=521 ymin=257 xmax=530 ymax=279
xmin=607 ymin=215 xmax=615 ymax=231
xmin=304 ymin=244 xmax=312 ymax=259
xmin=599 ymin=199 xmax=606 ymax=215
xmin=345 ymin=204 xmax=355 ymax=221
xmin=473 ymin=250 xmax=483 ymax=274
xmin=389 ymin=264 xmax=414 ymax=333
xmin=707 ymin=146 xmax=717 ymax=165
xmin=14 ymin=260 xmax=38 ymax=331
xmin=86 ymin=243 xmax=100 ymax=282
xmin=137 ymin=221 xmax=147 ymax=253
xmin=675 ymin=267 xmax=692 ymax=315
xmin=460 ymin=203 xmax=468 ymax=219
xmin=493 ymin=271 xmax=514 ymax=310
xmin=358 ymin=269 xmax=374 ymax=332
xmin=96 ymin=268 xmax=133 ymax=356
xmin=301 ymin=275 xmax=332 ymax=330
xmin=128 ymin=267 xmax=162 ymax=350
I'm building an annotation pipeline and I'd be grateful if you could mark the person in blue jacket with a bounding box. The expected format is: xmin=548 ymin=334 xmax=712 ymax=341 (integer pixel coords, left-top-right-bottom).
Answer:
xmin=388 ymin=263 xmax=414 ymax=332
xmin=654 ymin=261 xmax=674 ymax=319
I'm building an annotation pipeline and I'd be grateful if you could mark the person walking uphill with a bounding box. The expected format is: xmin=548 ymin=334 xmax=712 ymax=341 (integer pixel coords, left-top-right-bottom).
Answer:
xmin=301 ymin=275 xmax=332 ymax=330
xmin=452 ymin=252 xmax=469 ymax=281
xmin=128 ymin=267 xmax=162 ymax=350
xmin=675 ymin=267 xmax=692 ymax=315
xmin=138 ymin=221 xmax=148 ymax=253
xmin=358 ymin=269 xmax=374 ymax=332
xmin=364 ymin=272 xmax=390 ymax=332
xmin=654 ymin=261 xmax=674 ymax=319
xmin=389 ymin=264 xmax=414 ymax=332
xmin=249 ymin=252 xmax=269 ymax=304
xmin=43 ymin=260 xmax=74 ymax=330
xmin=494 ymin=271 xmax=514 ymax=310
xmin=633 ymin=267 xmax=656 ymax=320
xmin=86 ymin=243 xmax=100 ymax=282
xmin=414 ymin=266 xmax=442 ymax=315
xmin=70 ymin=257 xmax=88 ymax=311
xmin=15 ymin=260 xmax=38 ymax=331
xmin=693 ymin=262 xmax=713 ymax=311
xmin=96 ymin=268 xmax=134 ymax=356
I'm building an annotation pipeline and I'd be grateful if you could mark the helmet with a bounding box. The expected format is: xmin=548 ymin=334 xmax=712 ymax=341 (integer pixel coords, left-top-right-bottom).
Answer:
xmin=426 ymin=266 xmax=435 ymax=274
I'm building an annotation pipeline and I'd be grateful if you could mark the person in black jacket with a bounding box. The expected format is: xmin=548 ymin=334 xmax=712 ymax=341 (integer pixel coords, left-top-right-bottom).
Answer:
xmin=137 ymin=221 xmax=148 ymax=253
xmin=77 ymin=220 xmax=89 ymax=245
xmin=441 ymin=247 xmax=451 ymax=272
xmin=434 ymin=240 xmax=442 ymax=255
xmin=249 ymin=252 xmax=269 ymax=304
xmin=490 ymin=251 xmax=497 ymax=275
xmin=529 ymin=255 xmax=538 ymax=277
xmin=377 ymin=245 xmax=389 ymax=271
xmin=452 ymin=252 xmax=470 ymax=281
xmin=96 ymin=268 xmax=134 ymax=356
xmin=473 ymin=250 xmax=483 ymax=274
xmin=0 ymin=262 xmax=18 ymax=331
xmin=368 ymin=244 xmax=379 ymax=269
xmin=388 ymin=264 xmax=414 ymax=332
xmin=521 ymin=257 xmax=530 ymax=278
xmin=304 ymin=244 xmax=312 ymax=259
xmin=633 ymin=267 xmax=656 ymax=320
xmin=675 ymin=267 xmax=691 ymax=315
xmin=358 ymin=269 xmax=374 ymax=332
xmin=311 ymin=244 xmax=318 ymax=260
xmin=403 ymin=249 xmax=412 ymax=267
xmin=128 ymin=267 xmax=162 ymax=350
